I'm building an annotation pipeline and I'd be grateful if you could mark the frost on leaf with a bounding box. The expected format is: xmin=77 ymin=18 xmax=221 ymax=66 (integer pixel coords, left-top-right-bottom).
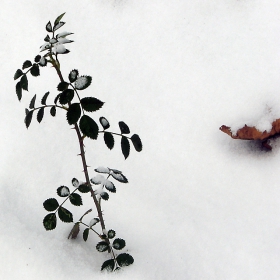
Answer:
xmin=57 ymin=186 xmax=70 ymax=197
xmin=99 ymin=117 xmax=110 ymax=130
xmin=39 ymin=56 xmax=47 ymax=67
xmin=110 ymin=172 xmax=128 ymax=183
xmin=89 ymin=218 xmax=99 ymax=227
xmin=72 ymin=178 xmax=79 ymax=188
xmin=75 ymin=75 xmax=92 ymax=90
xmin=90 ymin=174 xmax=105 ymax=185
xmin=96 ymin=241 xmax=109 ymax=252
xmin=95 ymin=167 xmax=110 ymax=174
xmin=104 ymin=180 xmax=116 ymax=193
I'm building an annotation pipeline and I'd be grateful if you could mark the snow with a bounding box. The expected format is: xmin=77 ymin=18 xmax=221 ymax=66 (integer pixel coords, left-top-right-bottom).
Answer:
xmin=2 ymin=0 xmax=280 ymax=279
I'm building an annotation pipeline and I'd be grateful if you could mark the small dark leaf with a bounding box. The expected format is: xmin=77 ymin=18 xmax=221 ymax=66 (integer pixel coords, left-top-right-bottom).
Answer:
xmin=83 ymin=228 xmax=89 ymax=241
xmin=100 ymin=192 xmax=109 ymax=201
xmin=121 ymin=136 xmax=130 ymax=159
xmin=57 ymin=81 xmax=69 ymax=91
xmin=69 ymin=193 xmax=83 ymax=206
xmin=96 ymin=241 xmax=109 ymax=252
xmin=119 ymin=121 xmax=130 ymax=134
xmin=79 ymin=115 xmax=99 ymax=140
xmin=99 ymin=117 xmax=110 ymax=130
xmin=22 ymin=60 xmax=32 ymax=70
xmin=43 ymin=213 xmax=57 ymax=231
xmin=50 ymin=106 xmax=56 ymax=117
xmin=78 ymin=184 xmax=91 ymax=193
xmin=116 ymin=253 xmax=134 ymax=267
xmin=57 ymin=186 xmax=70 ymax=197
xmin=16 ymin=82 xmax=22 ymax=101
xmin=37 ymin=107 xmax=44 ymax=123
xmin=72 ymin=178 xmax=79 ymax=188
xmin=39 ymin=56 xmax=47 ymax=67
xmin=131 ymin=134 xmax=142 ymax=152
xmin=25 ymin=110 xmax=33 ymax=128
xmin=29 ymin=94 xmax=36 ymax=109
xmin=75 ymin=75 xmax=92 ymax=90
xmin=54 ymin=93 xmax=60 ymax=104
xmin=54 ymin=12 xmax=66 ymax=25
xmin=113 ymin=238 xmax=126 ymax=250
xmin=68 ymin=222 xmax=80 ymax=239
xmin=30 ymin=64 xmax=40 ymax=77
xmin=68 ymin=69 xmax=79 ymax=83
xmin=104 ymin=132 xmax=114 ymax=150
xmin=25 ymin=108 xmax=29 ymax=115
xmin=101 ymin=259 xmax=115 ymax=272
xmin=34 ymin=55 xmax=41 ymax=63
xmin=80 ymin=97 xmax=104 ymax=112
xmin=44 ymin=35 xmax=50 ymax=42
xmin=67 ymin=103 xmax=81 ymax=125
xmin=46 ymin=21 xmax=52 ymax=32
xmin=59 ymin=89 xmax=74 ymax=105
xmin=53 ymin=21 xmax=65 ymax=32
xmin=107 ymin=229 xmax=116 ymax=239
xmin=43 ymin=198 xmax=59 ymax=212
xmin=58 ymin=207 xmax=73 ymax=223
xmin=14 ymin=69 xmax=23 ymax=80
xmin=20 ymin=75 xmax=28 ymax=91
xmin=41 ymin=91 xmax=50 ymax=105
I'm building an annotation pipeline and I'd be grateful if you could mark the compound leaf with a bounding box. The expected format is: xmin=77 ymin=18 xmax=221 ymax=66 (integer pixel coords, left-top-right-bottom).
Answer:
xmin=116 ymin=253 xmax=134 ymax=267
xmin=79 ymin=115 xmax=99 ymax=140
xmin=41 ymin=91 xmax=50 ymax=105
xmin=101 ymin=259 xmax=115 ymax=272
xmin=104 ymin=132 xmax=114 ymax=149
xmin=14 ymin=69 xmax=23 ymax=80
xmin=58 ymin=207 xmax=73 ymax=223
xmin=67 ymin=103 xmax=81 ymax=125
xmin=69 ymin=193 xmax=83 ymax=206
xmin=37 ymin=107 xmax=44 ymax=123
xmin=96 ymin=241 xmax=109 ymax=252
xmin=113 ymin=238 xmax=126 ymax=250
xmin=43 ymin=213 xmax=57 ymax=231
xmin=81 ymin=97 xmax=104 ymax=112
xmin=75 ymin=75 xmax=92 ymax=90
xmin=119 ymin=121 xmax=130 ymax=134
xmin=131 ymin=134 xmax=142 ymax=152
xmin=121 ymin=136 xmax=130 ymax=159
xmin=43 ymin=198 xmax=59 ymax=212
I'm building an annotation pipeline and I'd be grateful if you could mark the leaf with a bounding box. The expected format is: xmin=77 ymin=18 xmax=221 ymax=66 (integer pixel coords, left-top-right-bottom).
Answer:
xmin=58 ymin=207 xmax=73 ymax=223
xmin=68 ymin=222 xmax=80 ymax=239
xmin=16 ymin=82 xmax=22 ymax=101
xmin=43 ymin=213 xmax=57 ymax=231
xmin=54 ymin=94 xmax=60 ymax=104
xmin=119 ymin=121 xmax=130 ymax=134
xmin=104 ymin=180 xmax=116 ymax=193
xmin=101 ymin=259 xmax=115 ymax=272
xmin=50 ymin=106 xmax=56 ymax=117
xmin=41 ymin=92 xmax=50 ymax=105
xmin=121 ymin=136 xmax=130 ymax=159
xmin=90 ymin=175 xmax=105 ymax=185
xmin=57 ymin=186 xmax=70 ymax=197
xmin=78 ymin=183 xmax=91 ymax=193
xmin=99 ymin=117 xmax=110 ymax=130
xmin=79 ymin=115 xmax=99 ymax=140
xmin=59 ymin=89 xmax=74 ymax=105
xmin=95 ymin=167 xmax=110 ymax=174
xmin=29 ymin=94 xmax=36 ymax=109
xmin=75 ymin=75 xmax=92 ymax=90
xmin=107 ymin=229 xmax=116 ymax=239
xmin=46 ymin=21 xmax=52 ymax=32
xmin=69 ymin=193 xmax=83 ymax=206
xmin=44 ymin=35 xmax=50 ymax=42
xmin=43 ymin=198 xmax=59 ymax=212
xmin=100 ymin=192 xmax=109 ymax=201
xmin=68 ymin=69 xmax=79 ymax=83
xmin=34 ymin=55 xmax=41 ymax=63
xmin=39 ymin=56 xmax=47 ymax=67
xmin=67 ymin=103 xmax=81 ymax=125
xmin=80 ymin=97 xmax=104 ymax=112
xmin=104 ymin=132 xmax=114 ymax=149
xmin=110 ymin=172 xmax=128 ymax=183
xmin=54 ymin=12 xmax=66 ymax=25
xmin=25 ymin=110 xmax=33 ymax=128
xmin=30 ymin=64 xmax=40 ymax=77
xmin=37 ymin=107 xmax=44 ymax=123
xmin=14 ymin=69 xmax=23 ymax=80
xmin=57 ymin=81 xmax=69 ymax=91
xmin=96 ymin=241 xmax=109 ymax=252
xmin=131 ymin=134 xmax=142 ymax=152
xmin=53 ymin=21 xmax=65 ymax=32
xmin=89 ymin=218 xmax=99 ymax=227
xmin=83 ymin=228 xmax=89 ymax=241
xmin=113 ymin=238 xmax=126 ymax=250
xmin=22 ymin=60 xmax=32 ymax=69
xmin=116 ymin=253 xmax=134 ymax=267
xmin=72 ymin=178 xmax=79 ymax=188
xmin=20 ymin=75 xmax=28 ymax=91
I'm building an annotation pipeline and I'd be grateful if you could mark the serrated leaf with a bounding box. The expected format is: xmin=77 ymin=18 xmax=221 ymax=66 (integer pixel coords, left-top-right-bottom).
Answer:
xmin=29 ymin=94 xmax=36 ymax=109
xmin=53 ymin=21 xmax=65 ymax=32
xmin=43 ymin=198 xmax=59 ymax=212
xmin=34 ymin=55 xmax=41 ymax=63
xmin=116 ymin=253 xmax=134 ymax=267
xmin=14 ymin=69 xmax=23 ymax=80
xmin=43 ymin=213 xmax=57 ymax=231
xmin=107 ymin=229 xmax=116 ymax=239
xmin=30 ymin=64 xmax=40 ymax=77
xmin=69 ymin=193 xmax=83 ymax=206
xmin=67 ymin=103 xmax=81 ymax=125
xmin=57 ymin=186 xmax=70 ymax=197
xmin=96 ymin=241 xmax=109 ymax=252
xmin=83 ymin=228 xmax=89 ymax=241
xmin=111 ymin=172 xmax=128 ymax=183
xmin=113 ymin=238 xmax=126 ymax=250
xmin=121 ymin=136 xmax=130 ymax=159
xmin=37 ymin=107 xmax=44 ymax=123
xmin=59 ymin=89 xmax=74 ymax=104
xmin=54 ymin=12 xmax=66 ymax=25
xmin=20 ymin=75 xmax=28 ymax=91
xmin=39 ymin=56 xmax=47 ymax=67
xmin=119 ymin=121 xmax=130 ymax=134
xmin=81 ymin=97 xmax=104 ymax=112
xmin=46 ymin=21 xmax=52 ymax=32
xmin=68 ymin=222 xmax=80 ymax=239
xmin=99 ymin=117 xmax=110 ymax=130
xmin=50 ymin=106 xmax=56 ymax=117
xmin=100 ymin=192 xmax=109 ymax=201
xmin=79 ymin=115 xmax=99 ymax=140
xmin=68 ymin=69 xmax=79 ymax=83
xmin=78 ymin=183 xmax=91 ymax=193
xmin=95 ymin=167 xmax=110 ymax=174
xmin=104 ymin=132 xmax=114 ymax=149
xmin=25 ymin=110 xmax=33 ymax=128
xmin=131 ymin=134 xmax=142 ymax=152
xmin=101 ymin=259 xmax=115 ymax=272
xmin=57 ymin=81 xmax=69 ymax=91
xmin=16 ymin=82 xmax=22 ymax=101
xmin=104 ymin=180 xmax=116 ymax=193
xmin=22 ymin=60 xmax=32 ymax=70
xmin=41 ymin=91 xmax=50 ymax=105
xmin=58 ymin=207 xmax=73 ymax=223
xmin=75 ymin=75 xmax=92 ymax=90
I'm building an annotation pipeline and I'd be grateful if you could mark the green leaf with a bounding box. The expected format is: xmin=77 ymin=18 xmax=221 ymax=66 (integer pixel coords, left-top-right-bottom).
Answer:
xmin=79 ymin=115 xmax=99 ymax=140
xmin=131 ymin=134 xmax=142 ymax=152
xmin=54 ymin=12 xmax=66 ymax=25
xmin=53 ymin=21 xmax=65 ymax=32
xmin=22 ymin=60 xmax=32 ymax=69
xmin=16 ymin=82 xmax=22 ymax=101
xmin=69 ymin=193 xmax=83 ymax=206
xmin=58 ymin=207 xmax=73 ymax=223
xmin=30 ymin=64 xmax=40 ymax=77
xmin=46 ymin=21 xmax=52 ymax=32
xmin=121 ymin=136 xmax=130 ymax=159
xmin=99 ymin=117 xmax=110 ymax=130
xmin=29 ymin=94 xmax=36 ymax=109
xmin=101 ymin=259 xmax=115 ymax=272
xmin=83 ymin=228 xmax=89 ymax=241
xmin=107 ymin=229 xmax=116 ymax=239
xmin=57 ymin=186 xmax=70 ymax=197
xmin=57 ymin=81 xmax=69 ymax=91
xmin=50 ymin=106 xmax=56 ymax=117
xmin=100 ymin=192 xmax=109 ymax=201
xmin=104 ymin=132 xmax=114 ymax=149
xmin=43 ymin=213 xmax=57 ymax=231
xmin=37 ymin=107 xmax=44 ymax=123
xmin=96 ymin=241 xmax=109 ymax=252
xmin=43 ymin=198 xmax=59 ymax=212
xmin=113 ymin=238 xmax=126 ymax=250
xmin=59 ymin=89 xmax=74 ymax=105
xmin=68 ymin=222 xmax=80 ymax=239
xmin=20 ymin=75 xmax=28 ymax=91
xmin=34 ymin=55 xmax=41 ymax=63
xmin=116 ymin=253 xmax=134 ymax=267
xmin=80 ymin=97 xmax=104 ymax=112
xmin=68 ymin=69 xmax=79 ymax=83
xmin=75 ymin=75 xmax=92 ymax=90
xmin=119 ymin=121 xmax=130 ymax=134
xmin=25 ymin=110 xmax=33 ymax=128
xmin=41 ymin=91 xmax=50 ymax=105
xmin=78 ymin=184 xmax=91 ymax=193
xmin=67 ymin=103 xmax=81 ymax=125
xmin=14 ymin=69 xmax=23 ymax=80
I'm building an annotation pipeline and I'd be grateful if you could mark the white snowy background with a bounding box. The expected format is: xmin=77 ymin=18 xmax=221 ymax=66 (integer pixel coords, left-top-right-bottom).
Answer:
xmin=1 ymin=0 xmax=280 ymax=279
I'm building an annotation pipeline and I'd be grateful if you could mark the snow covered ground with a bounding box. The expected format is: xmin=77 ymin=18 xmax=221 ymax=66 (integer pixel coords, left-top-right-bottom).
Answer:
xmin=1 ymin=0 xmax=280 ymax=279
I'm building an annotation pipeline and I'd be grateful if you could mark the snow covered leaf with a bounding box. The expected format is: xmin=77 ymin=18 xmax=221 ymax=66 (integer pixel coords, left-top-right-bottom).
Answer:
xmin=43 ymin=213 xmax=57 ymax=231
xmin=99 ymin=117 xmax=110 ymax=130
xmin=68 ymin=222 xmax=80 ymax=239
xmin=56 ymin=31 xmax=73 ymax=38
xmin=68 ymin=69 xmax=79 ymax=83
xmin=78 ymin=183 xmax=91 ymax=193
xmin=14 ymin=69 xmax=23 ymax=80
xmin=30 ymin=64 xmax=40 ymax=77
xmin=104 ymin=132 xmax=114 ymax=149
xmin=89 ymin=218 xmax=99 ymax=227
xmin=95 ymin=167 xmax=110 ymax=174
xmin=131 ymin=134 xmax=142 ymax=152
xmin=96 ymin=241 xmax=109 ymax=252
xmin=41 ymin=91 xmax=50 ymax=105
xmin=37 ymin=107 xmax=44 ymax=123
xmin=57 ymin=81 xmax=69 ymax=91
xmin=69 ymin=193 xmax=83 ymax=206
xmin=90 ymin=175 xmax=105 ymax=185
xmin=121 ymin=136 xmax=130 ymax=159
xmin=39 ymin=56 xmax=47 ymax=67
xmin=46 ymin=21 xmax=52 ymax=32
xmin=67 ymin=103 xmax=81 ymax=125
xmin=57 ymin=186 xmax=70 ymax=197
xmin=20 ymin=75 xmax=28 ymax=91
xmin=100 ymin=192 xmax=109 ymax=201
xmin=110 ymin=168 xmax=122 ymax=174
xmin=116 ymin=253 xmax=134 ymax=267
xmin=104 ymin=180 xmax=116 ymax=193
xmin=81 ymin=97 xmax=104 ymax=112
xmin=43 ymin=198 xmax=59 ymax=212
xmin=44 ymin=35 xmax=50 ymax=42
xmin=16 ymin=82 xmax=22 ymax=101
xmin=59 ymin=89 xmax=74 ymax=104
xmin=53 ymin=21 xmax=65 ymax=32
xmin=50 ymin=106 xmax=56 ymax=117
xmin=72 ymin=178 xmax=79 ymax=188
xmin=107 ymin=229 xmax=116 ymax=239
xmin=119 ymin=121 xmax=130 ymax=134
xmin=75 ymin=75 xmax=92 ymax=90
xmin=110 ymin=172 xmax=128 ymax=183
xmin=29 ymin=94 xmax=36 ymax=109
xmin=22 ymin=60 xmax=32 ymax=70
xmin=79 ymin=115 xmax=99 ymax=140
xmin=25 ymin=110 xmax=33 ymax=128
xmin=83 ymin=228 xmax=89 ymax=241
xmin=58 ymin=207 xmax=73 ymax=223
xmin=54 ymin=12 xmax=66 ymax=25
xmin=101 ymin=259 xmax=115 ymax=272
xmin=113 ymin=238 xmax=126 ymax=250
